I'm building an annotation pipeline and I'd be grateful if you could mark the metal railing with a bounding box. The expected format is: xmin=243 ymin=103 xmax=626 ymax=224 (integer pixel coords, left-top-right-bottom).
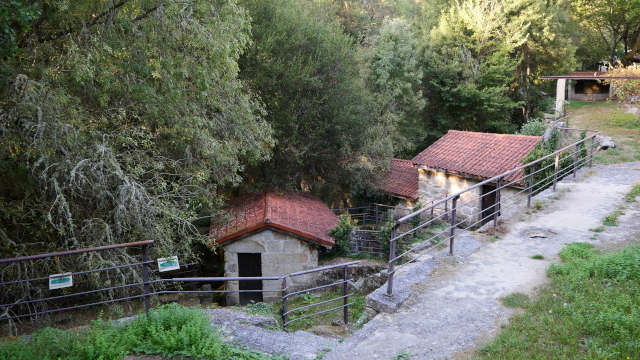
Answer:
xmin=0 ymin=243 xmax=359 ymax=333
xmin=385 ymin=133 xmax=599 ymax=296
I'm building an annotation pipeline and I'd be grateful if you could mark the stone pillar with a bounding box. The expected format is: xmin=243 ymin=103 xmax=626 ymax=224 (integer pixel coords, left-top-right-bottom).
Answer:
xmin=555 ymin=79 xmax=566 ymax=117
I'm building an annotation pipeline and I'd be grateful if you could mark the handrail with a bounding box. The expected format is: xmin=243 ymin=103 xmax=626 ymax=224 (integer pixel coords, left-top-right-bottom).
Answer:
xmin=397 ymin=133 xmax=598 ymax=223
xmin=0 ymin=240 xmax=154 ymax=264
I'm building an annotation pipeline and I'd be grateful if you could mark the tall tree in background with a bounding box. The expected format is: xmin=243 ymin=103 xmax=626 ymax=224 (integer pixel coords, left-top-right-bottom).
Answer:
xmin=571 ymin=0 xmax=640 ymax=65
xmin=365 ymin=18 xmax=425 ymax=158
xmin=1 ymin=0 xmax=273 ymax=258
xmin=238 ymin=0 xmax=393 ymax=203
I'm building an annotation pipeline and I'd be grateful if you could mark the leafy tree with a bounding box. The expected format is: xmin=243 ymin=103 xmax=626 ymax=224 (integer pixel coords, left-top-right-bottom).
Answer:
xmin=365 ymin=18 xmax=426 ymax=158
xmin=0 ymin=0 xmax=40 ymax=60
xmin=571 ymin=0 xmax=640 ymax=65
xmin=1 ymin=0 xmax=273 ymax=264
xmin=238 ymin=0 xmax=392 ymax=202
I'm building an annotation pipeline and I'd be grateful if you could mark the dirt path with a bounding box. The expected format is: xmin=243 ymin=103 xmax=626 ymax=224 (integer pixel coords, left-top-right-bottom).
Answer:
xmin=324 ymin=162 xmax=640 ymax=360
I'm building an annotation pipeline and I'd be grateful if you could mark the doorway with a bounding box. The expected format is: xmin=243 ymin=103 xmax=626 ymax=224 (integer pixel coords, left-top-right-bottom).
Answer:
xmin=238 ymin=253 xmax=263 ymax=305
xmin=481 ymin=184 xmax=499 ymax=225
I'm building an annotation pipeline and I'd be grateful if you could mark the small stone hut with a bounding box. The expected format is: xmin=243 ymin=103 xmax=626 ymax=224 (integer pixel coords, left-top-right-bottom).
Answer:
xmin=410 ymin=130 xmax=541 ymax=227
xmin=210 ymin=192 xmax=337 ymax=305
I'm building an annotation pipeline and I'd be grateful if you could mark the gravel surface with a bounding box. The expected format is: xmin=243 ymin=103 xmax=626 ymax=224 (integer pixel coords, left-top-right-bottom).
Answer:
xmin=324 ymin=162 xmax=640 ymax=360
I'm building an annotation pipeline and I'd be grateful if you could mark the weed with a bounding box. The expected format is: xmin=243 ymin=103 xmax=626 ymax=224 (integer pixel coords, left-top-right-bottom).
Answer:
xmin=531 ymin=254 xmax=544 ymax=260
xmin=479 ymin=244 xmax=640 ymax=359
xmin=0 ymin=304 xmax=280 ymax=360
xmin=489 ymin=235 xmax=500 ymax=242
xmin=534 ymin=201 xmax=543 ymax=210
xmin=603 ymin=208 xmax=623 ymax=226
xmin=589 ymin=226 xmax=605 ymax=233
xmin=314 ymin=346 xmax=332 ymax=360
xmin=626 ymin=183 xmax=640 ymax=202
xmin=246 ymin=301 xmax=274 ymax=316
xmin=501 ymin=293 xmax=529 ymax=308
xmin=393 ymin=349 xmax=411 ymax=360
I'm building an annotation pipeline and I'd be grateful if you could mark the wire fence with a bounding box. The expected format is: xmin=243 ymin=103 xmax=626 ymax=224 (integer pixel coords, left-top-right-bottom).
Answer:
xmin=0 ymin=242 xmax=359 ymax=333
xmin=385 ymin=133 xmax=599 ymax=296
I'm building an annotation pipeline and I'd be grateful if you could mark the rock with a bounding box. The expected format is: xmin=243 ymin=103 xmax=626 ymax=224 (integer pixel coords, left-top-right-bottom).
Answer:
xmin=310 ymin=325 xmax=348 ymax=338
xmin=596 ymin=135 xmax=616 ymax=150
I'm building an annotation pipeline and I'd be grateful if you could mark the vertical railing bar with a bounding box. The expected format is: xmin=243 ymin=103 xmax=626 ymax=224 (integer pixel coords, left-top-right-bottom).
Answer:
xmin=386 ymin=226 xmax=397 ymax=297
xmin=573 ymin=144 xmax=579 ymax=178
xmin=449 ymin=195 xmax=459 ymax=256
xmin=589 ymin=136 xmax=595 ymax=167
xmin=527 ymin=164 xmax=535 ymax=208
xmin=282 ymin=276 xmax=288 ymax=330
xmin=493 ymin=177 xmax=502 ymax=228
xmin=553 ymin=152 xmax=559 ymax=191
xmin=343 ymin=266 xmax=348 ymax=324
xmin=142 ymin=244 xmax=151 ymax=316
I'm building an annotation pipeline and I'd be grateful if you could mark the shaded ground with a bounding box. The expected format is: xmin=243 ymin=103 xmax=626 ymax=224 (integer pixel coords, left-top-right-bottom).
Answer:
xmin=323 ymin=161 xmax=640 ymax=360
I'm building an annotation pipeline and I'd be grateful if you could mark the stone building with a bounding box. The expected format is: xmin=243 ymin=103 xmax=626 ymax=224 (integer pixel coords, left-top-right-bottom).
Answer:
xmin=411 ymin=130 xmax=542 ymax=227
xmin=210 ymin=192 xmax=337 ymax=305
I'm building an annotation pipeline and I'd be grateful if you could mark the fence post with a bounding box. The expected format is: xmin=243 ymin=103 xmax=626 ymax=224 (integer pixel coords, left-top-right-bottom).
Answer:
xmin=343 ymin=266 xmax=349 ymax=325
xmin=375 ymin=205 xmax=379 ymax=230
xmin=573 ymin=144 xmax=579 ymax=178
xmin=493 ymin=177 xmax=502 ymax=228
xmin=589 ymin=136 xmax=595 ymax=167
xmin=527 ymin=164 xmax=535 ymax=208
xmin=386 ymin=226 xmax=396 ymax=297
xmin=449 ymin=196 xmax=459 ymax=256
xmin=281 ymin=277 xmax=288 ymax=330
xmin=553 ymin=153 xmax=559 ymax=191
xmin=142 ymin=244 xmax=151 ymax=316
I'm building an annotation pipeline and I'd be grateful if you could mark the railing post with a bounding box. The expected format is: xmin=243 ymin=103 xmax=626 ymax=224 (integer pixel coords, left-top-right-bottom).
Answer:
xmin=493 ymin=177 xmax=502 ymax=228
xmin=343 ymin=266 xmax=349 ymax=325
xmin=573 ymin=144 xmax=579 ymax=178
xmin=281 ymin=277 xmax=288 ymax=330
xmin=449 ymin=196 xmax=459 ymax=256
xmin=553 ymin=153 xmax=559 ymax=191
xmin=589 ymin=136 xmax=595 ymax=167
xmin=527 ymin=164 xmax=535 ymax=208
xmin=142 ymin=244 xmax=151 ymax=316
xmin=386 ymin=226 xmax=396 ymax=297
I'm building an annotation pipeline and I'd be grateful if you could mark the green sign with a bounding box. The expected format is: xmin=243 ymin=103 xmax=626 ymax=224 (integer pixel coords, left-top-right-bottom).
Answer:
xmin=157 ymin=256 xmax=180 ymax=272
xmin=49 ymin=273 xmax=73 ymax=290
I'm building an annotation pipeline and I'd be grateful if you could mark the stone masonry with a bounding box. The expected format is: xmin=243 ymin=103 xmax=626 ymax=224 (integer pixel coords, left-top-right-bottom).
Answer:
xmin=223 ymin=229 xmax=318 ymax=305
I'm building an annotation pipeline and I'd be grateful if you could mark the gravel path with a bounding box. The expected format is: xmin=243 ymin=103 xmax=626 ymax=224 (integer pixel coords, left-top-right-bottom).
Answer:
xmin=324 ymin=162 xmax=640 ymax=360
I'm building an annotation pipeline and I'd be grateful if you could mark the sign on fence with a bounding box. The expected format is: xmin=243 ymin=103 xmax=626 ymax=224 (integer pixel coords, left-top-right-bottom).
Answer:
xmin=157 ymin=256 xmax=180 ymax=272
xmin=49 ymin=273 xmax=73 ymax=290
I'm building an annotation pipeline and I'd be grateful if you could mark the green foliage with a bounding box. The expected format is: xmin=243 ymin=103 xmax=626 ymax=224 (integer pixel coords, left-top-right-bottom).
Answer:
xmin=238 ymin=0 xmax=392 ymax=200
xmin=518 ymin=118 xmax=546 ymax=136
xmin=501 ymin=292 xmax=530 ymax=308
xmin=0 ymin=0 xmax=41 ymax=59
xmin=603 ymin=208 xmax=624 ymax=226
xmin=609 ymin=65 xmax=640 ymax=102
xmin=480 ymin=244 xmax=640 ymax=359
xmin=589 ymin=226 xmax=605 ymax=233
xmin=245 ymin=301 xmax=274 ymax=317
xmin=531 ymin=254 xmax=545 ymax=260
xmin=626 ymin=183 xmax=640 ymax=202
xmin=0 ymin=304 xmax=279 ymax=360
xmin=325 ymin=214 xmax=356 ymax=258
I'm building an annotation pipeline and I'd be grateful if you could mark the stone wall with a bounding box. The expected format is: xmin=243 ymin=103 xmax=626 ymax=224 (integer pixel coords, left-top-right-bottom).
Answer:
xmin=223 ymin=229 xmax=319 ymax=304
xmin=417 ymin=168 xmax=528 ymax=228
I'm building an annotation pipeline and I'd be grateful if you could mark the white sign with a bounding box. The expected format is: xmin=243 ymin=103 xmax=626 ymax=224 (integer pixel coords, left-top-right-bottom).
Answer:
xmin=49 ymin=273 xmax=73 ymax=290
xmin=157 ymin=256 xmax=180 ymax=272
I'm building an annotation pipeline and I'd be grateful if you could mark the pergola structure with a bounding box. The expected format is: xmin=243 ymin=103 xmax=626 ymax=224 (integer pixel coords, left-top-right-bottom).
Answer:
xmin=541 ymin=72 xmax=640 ymax=116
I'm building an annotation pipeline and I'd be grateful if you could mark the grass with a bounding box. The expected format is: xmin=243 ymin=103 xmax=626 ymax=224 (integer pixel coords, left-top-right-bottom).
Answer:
xmin=0 ymin=304 xmax=280 ymax=360
xmin=392 ymin=349 xmax=411 ymax=360
xmin=626 ymin=183 xmax=640 ymax=202
xmin=478 ymin=243 xmax=640 ymax=359
xmin=501 ymin=293 xmax=530 ymax=308
xmin=531 ymin=254 xmax=545 ymax=260
xmin=235 ymin=291 xmax=366 ymax=332
xmin=567 ymin=102 xmax=640 ymax=165
xmin=589 ymin=226 xmax=605 ymax=233
xmin=603 ymin=207 xmax=624 ymax=226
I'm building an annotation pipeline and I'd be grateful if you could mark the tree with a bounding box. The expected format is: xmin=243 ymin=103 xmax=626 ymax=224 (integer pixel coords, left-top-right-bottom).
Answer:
xmin=571 ymin=0 xmax=640 ymax=65
xmin=366 ymin=18 xmax=426 ymax=158
xmin=238 ymin=0 xmax=392 ymax=202
xmin=1 ymin=0 xmax=273 ymax=262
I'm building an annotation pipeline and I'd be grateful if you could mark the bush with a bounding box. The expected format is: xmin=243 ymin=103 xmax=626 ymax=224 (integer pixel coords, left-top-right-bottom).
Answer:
xmin=0 ymin=304 xmax=278 ymax=360
xmin=609 ymin=64 xmax=640 ymax=103
xmin=518 ymin=118 xmax=546 ymax=136
xmin=325 ymin=214 xmax=356 ymax=258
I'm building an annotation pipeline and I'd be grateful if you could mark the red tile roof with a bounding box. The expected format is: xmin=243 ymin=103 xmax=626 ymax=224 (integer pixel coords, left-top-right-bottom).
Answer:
xmin=210 ymin=192 xmax=337 ymax=248
xmin=379 ymin=159 xmax=418 ymax=200
xmin=412 ymin=130 xmax=542 ymax=184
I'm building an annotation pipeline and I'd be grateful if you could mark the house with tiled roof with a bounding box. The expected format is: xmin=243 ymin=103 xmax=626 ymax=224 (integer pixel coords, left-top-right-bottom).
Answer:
xmin=210 ymin=192 xmax=337 ymax=304
xmin=412 ymin=130 xmax=541 ymax=226
xmin=378 ymin=158 xmax=419 ymax=201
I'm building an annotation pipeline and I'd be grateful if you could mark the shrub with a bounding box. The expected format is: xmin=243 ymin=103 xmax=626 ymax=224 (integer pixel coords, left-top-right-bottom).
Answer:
xmin=609 ymin=64 xmax=640 ymax=103
xmin=518 ymin=118 xmax=546 ymax=136
xmin=325 ymin=214 xmax=356 ymax=258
